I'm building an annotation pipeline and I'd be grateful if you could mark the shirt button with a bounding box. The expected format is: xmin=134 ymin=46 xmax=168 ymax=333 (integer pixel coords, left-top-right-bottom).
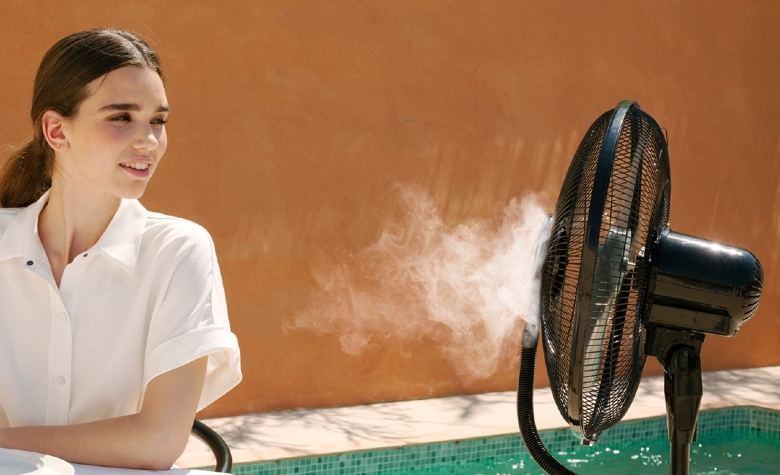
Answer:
xmin=58 ymin=312 xmax=68 ymax=322
xmin=26 ymin=260 xmax=33 ymax=266
xmin=55 ymin=376 xmax=66 ymax=385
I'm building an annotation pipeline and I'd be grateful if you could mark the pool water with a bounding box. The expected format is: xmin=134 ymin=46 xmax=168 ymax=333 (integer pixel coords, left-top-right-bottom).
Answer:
xmin=409 ymin=429 xmax=779 ymax=474
xmin=234 ymin=407 xmax=780 ymax=475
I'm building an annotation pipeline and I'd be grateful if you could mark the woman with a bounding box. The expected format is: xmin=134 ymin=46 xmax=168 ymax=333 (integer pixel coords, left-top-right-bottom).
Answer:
xmin=0 ymin=29 xmax=241 ymax=469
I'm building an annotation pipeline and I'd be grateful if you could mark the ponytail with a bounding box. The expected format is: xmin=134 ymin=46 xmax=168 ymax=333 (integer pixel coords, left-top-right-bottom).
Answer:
xmin=0 ymin=126 xmax=53 ymax=208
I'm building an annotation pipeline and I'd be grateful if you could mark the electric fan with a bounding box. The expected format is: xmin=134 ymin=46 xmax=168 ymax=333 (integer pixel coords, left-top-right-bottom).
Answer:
xmin=516 ymin=100 xmax=763 ymax=475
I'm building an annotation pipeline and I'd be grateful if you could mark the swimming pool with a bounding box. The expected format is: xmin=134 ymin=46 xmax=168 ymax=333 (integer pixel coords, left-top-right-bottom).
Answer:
xmin=232 ymin=406 xmax=779 ymax=474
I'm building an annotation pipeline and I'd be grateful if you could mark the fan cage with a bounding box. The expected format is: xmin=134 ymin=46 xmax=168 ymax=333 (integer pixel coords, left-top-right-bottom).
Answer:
xmin=541 ymin=102 xmax=670 ymax=440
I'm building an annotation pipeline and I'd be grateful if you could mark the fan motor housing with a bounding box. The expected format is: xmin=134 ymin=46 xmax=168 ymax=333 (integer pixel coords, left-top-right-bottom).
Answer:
xmin=646 ymin=228 xmax=763 ymax=337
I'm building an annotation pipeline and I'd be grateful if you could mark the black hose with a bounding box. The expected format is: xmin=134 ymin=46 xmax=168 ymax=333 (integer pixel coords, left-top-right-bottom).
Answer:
xmin=517 ymin=346 xmax=576 ymax=475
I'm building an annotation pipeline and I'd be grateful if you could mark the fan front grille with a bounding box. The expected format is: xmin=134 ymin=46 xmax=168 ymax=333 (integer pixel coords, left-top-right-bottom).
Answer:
xmin=541 ymin=102 xmax=670 ymax=440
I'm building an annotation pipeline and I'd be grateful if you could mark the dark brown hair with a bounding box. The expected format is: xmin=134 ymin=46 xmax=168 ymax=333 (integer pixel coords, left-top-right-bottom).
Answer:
xmin=0 ymin=29 xmax=164 ymax=208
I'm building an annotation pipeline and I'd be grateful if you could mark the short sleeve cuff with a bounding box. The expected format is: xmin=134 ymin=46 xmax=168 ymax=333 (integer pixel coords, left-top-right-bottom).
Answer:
xmin=143 ymin=326 xmax=242 ymax=411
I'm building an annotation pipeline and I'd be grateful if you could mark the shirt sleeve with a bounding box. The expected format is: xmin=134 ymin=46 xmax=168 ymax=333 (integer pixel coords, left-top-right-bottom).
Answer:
xmin=142 ymin=223 xmax=242 ymax=412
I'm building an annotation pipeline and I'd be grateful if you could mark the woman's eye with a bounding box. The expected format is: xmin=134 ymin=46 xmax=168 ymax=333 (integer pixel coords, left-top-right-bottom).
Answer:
xmin=109 ymin=114 xmax=131 ymax=123
xmin=151 ymin=117 xmax=168 ymax=127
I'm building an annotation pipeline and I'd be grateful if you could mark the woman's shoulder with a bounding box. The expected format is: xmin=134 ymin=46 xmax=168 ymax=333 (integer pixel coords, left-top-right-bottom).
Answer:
xmin=141 ymin=210 xmax=215 ymax=252
xmin=144 ymin=210 xmax=208 ymax=232
xmin=137 ymin=210 xmax=221 ymax=277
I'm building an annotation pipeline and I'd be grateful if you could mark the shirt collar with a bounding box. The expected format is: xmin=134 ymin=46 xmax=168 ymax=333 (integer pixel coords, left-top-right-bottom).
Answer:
xmin=90 ymin=198 xmax=147 ymax=276
xmin=0 ymin=191 xmax=50 ymax=264
xmin=0 ymin=191 xmax=147 ymax=275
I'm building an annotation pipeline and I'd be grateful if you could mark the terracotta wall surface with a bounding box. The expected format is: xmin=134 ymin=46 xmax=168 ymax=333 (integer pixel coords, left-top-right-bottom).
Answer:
xmin=1 ymin=1 xmax=779 ymax=418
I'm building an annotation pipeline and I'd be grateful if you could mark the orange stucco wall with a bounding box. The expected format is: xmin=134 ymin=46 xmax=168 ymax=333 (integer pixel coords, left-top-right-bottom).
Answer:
xmin=1 ymin=1 xmax=779 ymax=418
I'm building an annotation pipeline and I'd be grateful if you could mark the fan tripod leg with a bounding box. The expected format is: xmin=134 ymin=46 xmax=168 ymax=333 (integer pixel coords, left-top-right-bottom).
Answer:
xmin=647 ymin=328 xmax=704 ymax=475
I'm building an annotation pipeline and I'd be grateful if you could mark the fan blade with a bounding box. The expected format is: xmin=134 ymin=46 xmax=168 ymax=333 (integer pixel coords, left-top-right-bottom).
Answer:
xmin=584 ymin=226 xmax=632 ymax=388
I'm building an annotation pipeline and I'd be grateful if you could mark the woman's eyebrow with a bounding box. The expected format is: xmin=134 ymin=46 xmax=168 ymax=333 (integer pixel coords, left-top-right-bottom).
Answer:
xmin=98 ymin=103 xmax=171 ymax=112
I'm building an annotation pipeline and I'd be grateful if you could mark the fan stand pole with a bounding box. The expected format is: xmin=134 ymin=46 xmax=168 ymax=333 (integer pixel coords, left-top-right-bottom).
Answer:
xmin=646 ymin=326 xmax=704 ymax=475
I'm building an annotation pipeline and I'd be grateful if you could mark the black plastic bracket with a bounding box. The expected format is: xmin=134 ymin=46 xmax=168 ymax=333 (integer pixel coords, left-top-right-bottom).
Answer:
xmin=645 ymin=326 xmax=704 ymax=475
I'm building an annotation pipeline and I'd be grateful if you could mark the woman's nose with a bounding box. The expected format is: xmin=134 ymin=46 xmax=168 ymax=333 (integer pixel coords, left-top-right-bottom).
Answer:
xmin=134 ymin=123 xmax=160 ymax=150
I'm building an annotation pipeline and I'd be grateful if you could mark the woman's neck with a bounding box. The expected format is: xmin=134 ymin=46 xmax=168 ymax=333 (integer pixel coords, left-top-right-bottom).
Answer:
xmin=37 ymin=183 xmax=122 ymax=286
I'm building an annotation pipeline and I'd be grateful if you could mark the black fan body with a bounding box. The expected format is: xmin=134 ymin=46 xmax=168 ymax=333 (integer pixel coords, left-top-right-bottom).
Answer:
xmin=517 ymin=101 xmax=763 ymax=475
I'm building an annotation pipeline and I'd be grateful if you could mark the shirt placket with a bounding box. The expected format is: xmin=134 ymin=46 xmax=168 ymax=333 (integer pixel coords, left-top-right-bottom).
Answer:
xmin=46 ymin=285 xmax=72 ymax=426
xmin=48 ymin=252 xmax=94 ymax=425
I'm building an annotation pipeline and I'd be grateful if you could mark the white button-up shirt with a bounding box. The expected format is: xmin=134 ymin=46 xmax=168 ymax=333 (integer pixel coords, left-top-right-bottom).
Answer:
xmin=0 ymin=192 xmax=241 ymax=427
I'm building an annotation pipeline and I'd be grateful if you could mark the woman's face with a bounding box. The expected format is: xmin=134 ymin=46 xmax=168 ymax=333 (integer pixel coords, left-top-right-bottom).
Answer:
xmin=57 ymin=65 xmax=169 ymax=202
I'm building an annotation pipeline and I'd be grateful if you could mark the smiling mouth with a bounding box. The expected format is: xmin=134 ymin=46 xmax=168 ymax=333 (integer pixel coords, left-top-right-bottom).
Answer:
xmin=120 ymin=163 xmax=150 ymax=171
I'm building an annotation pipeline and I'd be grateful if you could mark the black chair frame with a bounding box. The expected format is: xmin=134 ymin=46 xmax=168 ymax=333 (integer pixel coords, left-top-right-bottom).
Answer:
xmin=191 ymin=419 xmax=233 ymax=472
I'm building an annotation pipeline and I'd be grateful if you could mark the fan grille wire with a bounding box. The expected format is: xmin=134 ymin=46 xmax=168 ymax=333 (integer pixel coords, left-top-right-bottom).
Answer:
xmin=541 ymin=104 xmax=670 ymax=440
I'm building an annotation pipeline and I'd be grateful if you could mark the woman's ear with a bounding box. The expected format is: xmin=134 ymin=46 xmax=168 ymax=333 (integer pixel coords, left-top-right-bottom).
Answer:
xmin=41 ymin=110 xmax=68 ymax=151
